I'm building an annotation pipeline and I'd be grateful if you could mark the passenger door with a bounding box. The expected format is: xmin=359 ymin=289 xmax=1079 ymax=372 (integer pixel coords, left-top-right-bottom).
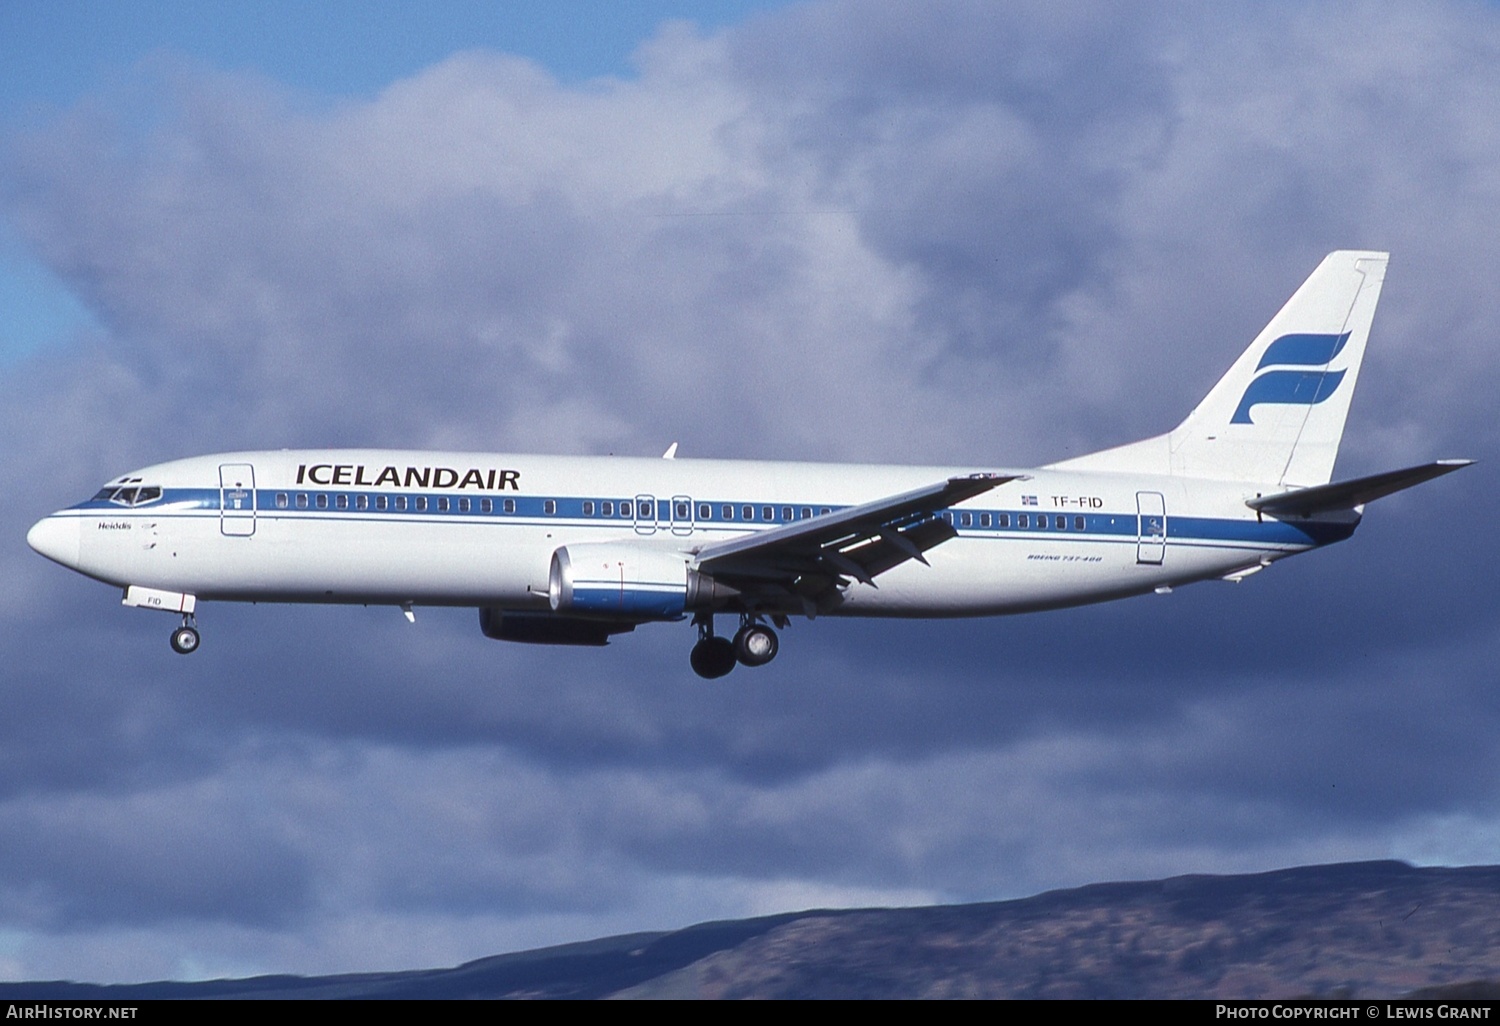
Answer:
xmin=219 ymin=463 xmax=256 ymax=537
xmin=1136 ymin=490 xmax=1166 ymax=564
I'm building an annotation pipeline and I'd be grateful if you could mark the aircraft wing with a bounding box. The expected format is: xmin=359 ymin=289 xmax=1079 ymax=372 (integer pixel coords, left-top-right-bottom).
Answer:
xmin=1247 ymin=459 xmax=1474 ymax=517
xmin=694 ymin=473 xmax=1022 ymax=614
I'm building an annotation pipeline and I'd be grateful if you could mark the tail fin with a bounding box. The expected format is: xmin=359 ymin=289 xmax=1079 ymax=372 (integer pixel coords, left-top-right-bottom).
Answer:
xmin=1053 ymin=251 xmax=1388 ymax=486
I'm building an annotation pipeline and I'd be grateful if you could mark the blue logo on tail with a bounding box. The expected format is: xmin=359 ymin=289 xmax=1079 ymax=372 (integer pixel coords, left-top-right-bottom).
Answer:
xmin=1232 ymin=331 xmax=1351 ymax=424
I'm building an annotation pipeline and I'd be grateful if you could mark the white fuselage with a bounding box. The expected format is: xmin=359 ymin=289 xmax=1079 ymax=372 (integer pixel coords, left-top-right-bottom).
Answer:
xmin=29 ymin=449 xmax=1355 ymax=619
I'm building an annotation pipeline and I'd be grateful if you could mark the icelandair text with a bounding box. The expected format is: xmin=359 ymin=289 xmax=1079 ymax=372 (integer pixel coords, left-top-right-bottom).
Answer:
xmin=295 ymin=464 xmax=520 ymax=491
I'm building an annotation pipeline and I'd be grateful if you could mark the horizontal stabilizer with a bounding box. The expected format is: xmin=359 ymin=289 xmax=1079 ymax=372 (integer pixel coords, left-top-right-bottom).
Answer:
xmin=1247 ymin=460 xmax=1473 ymax=517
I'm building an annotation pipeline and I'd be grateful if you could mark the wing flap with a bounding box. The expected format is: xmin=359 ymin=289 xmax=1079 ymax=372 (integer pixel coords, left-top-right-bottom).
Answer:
xmin=696 ymin=473 xmax=1020 ymax=596
xmin=833 ymin=516 xmax=958 ymax=581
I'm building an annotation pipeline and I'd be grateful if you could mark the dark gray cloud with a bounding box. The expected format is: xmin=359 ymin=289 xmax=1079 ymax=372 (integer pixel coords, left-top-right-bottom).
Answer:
xmin=1 ymin=0 xmax=1497 ymax=982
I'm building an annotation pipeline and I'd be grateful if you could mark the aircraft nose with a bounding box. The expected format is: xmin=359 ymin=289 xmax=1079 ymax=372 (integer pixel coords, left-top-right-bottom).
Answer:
xmin=27 ymin=515 xmax=80 ymax=568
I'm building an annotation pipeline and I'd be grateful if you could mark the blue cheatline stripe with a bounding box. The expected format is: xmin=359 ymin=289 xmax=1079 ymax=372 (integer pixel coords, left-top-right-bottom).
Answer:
xmin=568 ymin=586 xmax=687 ymax=617
xmin=67 ymin=485 xmax=1353 ymax=551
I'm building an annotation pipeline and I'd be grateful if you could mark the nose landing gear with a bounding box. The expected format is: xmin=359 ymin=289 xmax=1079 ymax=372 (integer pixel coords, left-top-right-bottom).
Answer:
xmin=689 ymin=614 xmax=780 ymax=678
xmin=170 ymin=615 xmax=200 ymax=655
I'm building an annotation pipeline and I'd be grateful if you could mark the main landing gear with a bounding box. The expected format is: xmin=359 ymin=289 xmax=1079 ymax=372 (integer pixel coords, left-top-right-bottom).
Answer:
xmin=170 ymin=615 xmax=200 ymax=655
xmin=689 ymin=614 xmax=780 ymax=679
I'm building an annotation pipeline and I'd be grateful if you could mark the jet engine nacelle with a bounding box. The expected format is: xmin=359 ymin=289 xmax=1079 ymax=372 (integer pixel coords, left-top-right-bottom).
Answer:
xmin=549 ymin=542 xmax=736 ymax=618
xmin=478 ymin=607 xmax=635 ymax=646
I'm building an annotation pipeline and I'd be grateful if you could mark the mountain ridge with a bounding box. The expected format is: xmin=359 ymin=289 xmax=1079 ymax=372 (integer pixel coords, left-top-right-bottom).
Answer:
xmin=6 ymin=860 xmax=1499 ymax=999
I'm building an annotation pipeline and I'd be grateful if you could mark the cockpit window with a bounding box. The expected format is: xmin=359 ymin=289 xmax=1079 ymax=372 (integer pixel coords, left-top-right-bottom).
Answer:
xmin=94 ymin=485 xmax=162 ymax=507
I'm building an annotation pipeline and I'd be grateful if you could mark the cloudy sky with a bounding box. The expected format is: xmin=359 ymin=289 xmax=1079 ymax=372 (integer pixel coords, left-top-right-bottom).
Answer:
xmin=2 ymin=0 xmax=1497 ymax=983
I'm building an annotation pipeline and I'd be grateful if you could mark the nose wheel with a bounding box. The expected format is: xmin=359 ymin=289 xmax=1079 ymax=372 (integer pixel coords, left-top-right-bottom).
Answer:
xmin=170 ymin=616 xmax=200 ymax=655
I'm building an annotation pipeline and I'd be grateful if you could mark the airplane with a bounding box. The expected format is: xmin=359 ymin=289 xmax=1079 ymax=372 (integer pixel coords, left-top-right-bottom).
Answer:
xmin=27 ymin=251 xmax=1472 ymax=678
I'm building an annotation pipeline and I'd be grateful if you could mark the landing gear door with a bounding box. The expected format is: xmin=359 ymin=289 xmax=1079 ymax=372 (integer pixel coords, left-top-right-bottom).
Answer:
xmin=220 ymin=463 xmax=256 ymax=537
xmin=1136 ymin=490 xmax=1166 ymax=565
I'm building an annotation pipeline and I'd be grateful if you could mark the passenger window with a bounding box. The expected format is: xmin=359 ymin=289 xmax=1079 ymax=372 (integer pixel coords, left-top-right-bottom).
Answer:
xmin=980 ymin=512 xmax=991 ymax=528
xmin=503 ymin=498 xmax=515 ymax=514
xmin=620 ymin=501 xmax=631 ymax=517
xmin=742 ymin=505 xmax=753 ymax=520
xmin=544 ymin=499 xmax=556 ymax=515
xmin=1055 ymin=515 xmax=1065 ymax=530
xmin=781 ymin=507 xmax=792 ymax=521
xmin=960 ymin=512 xmax=972 ymax=527
xmin=1018 ymin=513 xmax=1028 ymax=529
xmin=480 ymin=498 xmax=492 ymax=514
xmin=276 ymin=493 xmax=289 ymax=509
xmin=356 ymin=495 xmax=368 ymax=511
xmin=415 ymin=497 xmax=428 ymax=512
xmin=1074 ymin=515 xmax=1085 ymax=531
xmin=395 ymin=496 xmax=407 ymax=511
xmin=638 ymin=500 xmax=651 ymax=518
xmin=800 ymin=507 xmax=811 ymax=519
xmin=376 ymin=495 xmax=388 ymax=511
xmin=762 ymin=506 xmax=773 ymax=521
xmin=722 ymin=505 xmax=733 ymax=520
xmin=675 ymin=501 xmax=689 ymax=518
xmin=316 ymin=494 xmax=328 ymax=510
xmin=437 ymin=497 xmax=449 ymax=512
xmin=336 ymin=494 xmax=348 ymax=510
xmin=458 ymin=497 xmax=469 ymax=513
xmin=583 ymin=501 xmax=595 ymax=516
xmin=698 ymin=503 xmax=711 ymax=520
xmin=999 ymin=513 xmax=1010 ymax=528
xmin=601 ymin=501 xmax=613 ymax=517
